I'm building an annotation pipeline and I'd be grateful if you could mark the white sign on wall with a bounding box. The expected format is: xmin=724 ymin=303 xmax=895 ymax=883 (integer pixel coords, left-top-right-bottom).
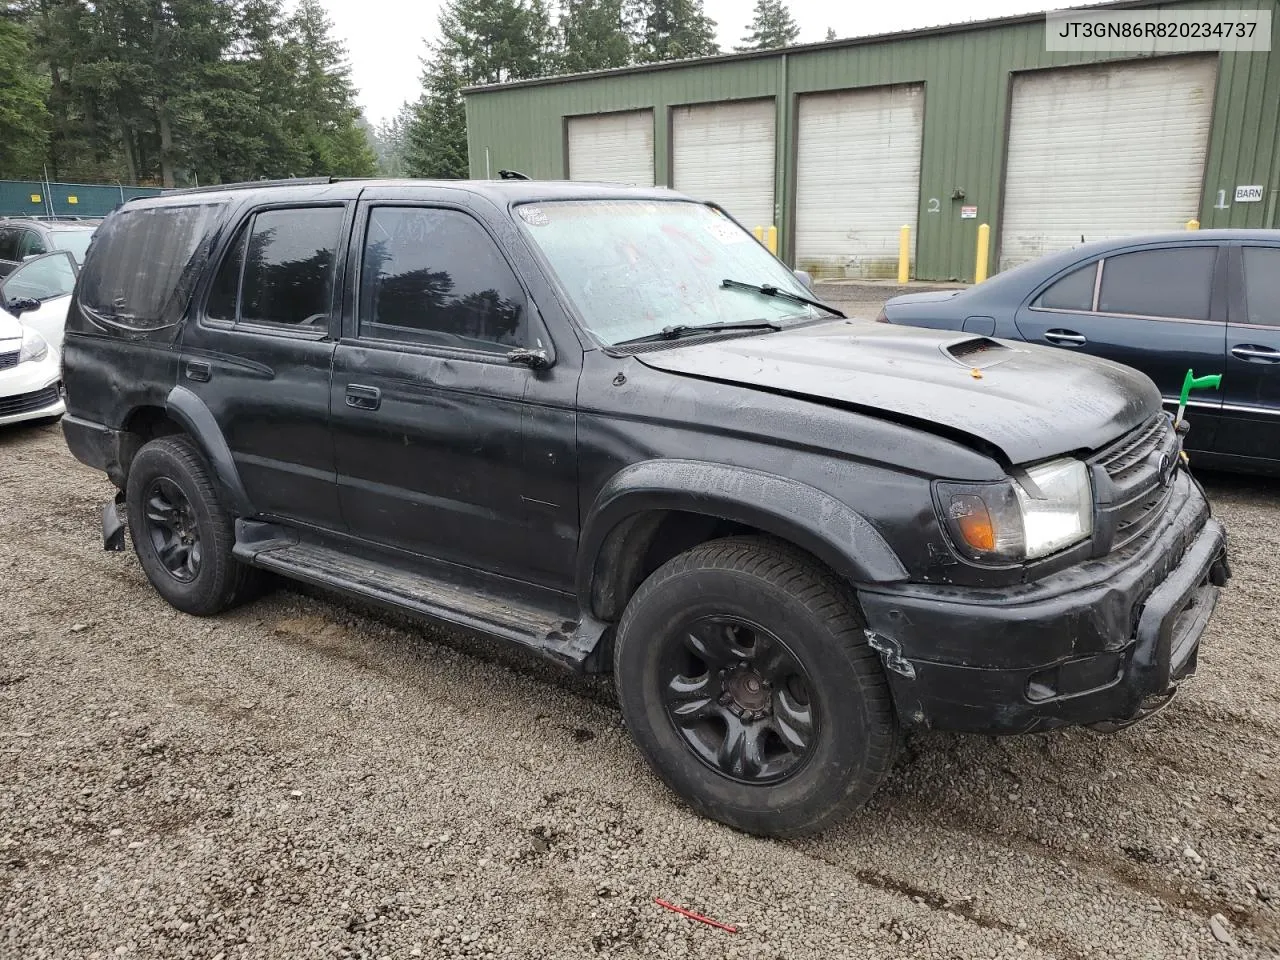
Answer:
xmin=1235 ymin=185 xmax=1265 ymax=203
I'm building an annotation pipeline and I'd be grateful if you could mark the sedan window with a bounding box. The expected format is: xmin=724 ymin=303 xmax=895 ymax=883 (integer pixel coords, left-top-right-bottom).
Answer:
xmin=1096 ymin=247 xmax=1215 ymax=321
xmin=1034 ymin=263 xmax=1097 ymax=312
xmin=1242 ymin=247 xmax=1280 ymax=326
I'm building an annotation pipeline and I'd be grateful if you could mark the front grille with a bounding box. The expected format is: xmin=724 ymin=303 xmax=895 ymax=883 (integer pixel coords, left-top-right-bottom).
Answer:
xmin=0 ymin=384 xmax=61 ymax=418
xmin=1092 ymin=415 xmax=1180 ymax=551
xmin=0 ymin=350 xmax=18 ymax=371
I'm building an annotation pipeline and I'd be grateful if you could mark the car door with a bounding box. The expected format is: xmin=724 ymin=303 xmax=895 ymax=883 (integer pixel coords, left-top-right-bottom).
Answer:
xmin=0 ymin=226 xmax=20 ymax=277
xmin=0 ymin=251 xmax=77 ymax=346
xmin=1214 ymin=241 xmax=1280 ymax=467
xmin=179 ymin=200 xmax=352 ymax=531
xmin=1013 ymin=243 xmax=1226 ymax=448
xmin=17 ymin=227 xmax=48 ymax=261
xmin=330 ymin=195 xmax=560 ymax=585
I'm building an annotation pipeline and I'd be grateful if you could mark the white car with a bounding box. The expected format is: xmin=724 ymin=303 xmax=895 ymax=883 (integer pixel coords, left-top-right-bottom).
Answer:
xmin=0 ymin=251 xmax=77 ymax=426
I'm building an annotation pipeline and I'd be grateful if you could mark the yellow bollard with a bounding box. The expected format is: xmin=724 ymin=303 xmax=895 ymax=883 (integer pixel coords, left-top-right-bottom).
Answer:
xmin=975 ymin=223 xmax=990 ymax=284
xmin=753 ymin=225 xmax=764 ymax=244
xmin=766 ymin=225 xmax=778 ymax=255
xmin=1186 ymin=218 xmax=1200 ymax=230
xmin=897 ymin=225 xmax=910 ymax=283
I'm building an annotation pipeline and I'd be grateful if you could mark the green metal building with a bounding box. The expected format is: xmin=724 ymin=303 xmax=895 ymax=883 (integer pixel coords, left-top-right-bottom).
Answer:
xmin=464 ymin=0 xmax=1280 ymax=281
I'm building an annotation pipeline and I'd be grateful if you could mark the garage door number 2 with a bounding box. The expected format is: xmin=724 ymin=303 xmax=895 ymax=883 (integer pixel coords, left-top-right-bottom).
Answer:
xmin=927 ymin=198 xmax=941 ymax=214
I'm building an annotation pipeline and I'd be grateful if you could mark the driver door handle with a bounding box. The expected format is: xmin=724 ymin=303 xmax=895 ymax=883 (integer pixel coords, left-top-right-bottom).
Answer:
xmin=1044 ymin=329 xmax=1087 ymax=346
xmin=1230 ymin=344 xmax=1280 ymax=363
xmin=345 ymin=384 xmax=381 ymax=410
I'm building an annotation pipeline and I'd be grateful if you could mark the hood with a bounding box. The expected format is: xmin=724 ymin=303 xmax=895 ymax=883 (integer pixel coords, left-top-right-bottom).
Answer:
xmin=634 ymin=321 xmax=1160 ymax=465
xmin=885 ymin=289 xmax=965 ymax=307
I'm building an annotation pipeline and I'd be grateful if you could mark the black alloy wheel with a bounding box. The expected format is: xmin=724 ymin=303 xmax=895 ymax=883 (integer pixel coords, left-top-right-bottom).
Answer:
xmin=662 ymin=616 xmax=817 ymax=784
xmin=143 ymin=476 xmax=203 ymax=582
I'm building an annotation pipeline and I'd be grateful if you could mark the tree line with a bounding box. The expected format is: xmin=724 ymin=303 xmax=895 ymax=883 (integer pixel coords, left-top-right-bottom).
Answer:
xmin=0 ymin=0 xmax=817 ymax=187
xmin=1 ymin=0 xmax=375 ymax=185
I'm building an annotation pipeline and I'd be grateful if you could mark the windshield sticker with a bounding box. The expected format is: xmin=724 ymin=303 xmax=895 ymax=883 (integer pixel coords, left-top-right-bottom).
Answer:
xmin=519 ymin=207 xmax=550 ymax=226
xmin=704 ymin=221 xmax=748 ymax=245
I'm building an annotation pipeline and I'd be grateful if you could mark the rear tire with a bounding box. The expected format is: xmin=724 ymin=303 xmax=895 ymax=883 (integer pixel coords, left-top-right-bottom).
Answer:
xmin=126 ymin=435 xmax=262 ymax=615
xmin=614 ymin=536 xmax=899 ymax=837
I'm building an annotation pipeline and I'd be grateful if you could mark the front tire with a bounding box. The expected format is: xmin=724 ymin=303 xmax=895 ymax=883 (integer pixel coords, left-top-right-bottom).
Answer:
xmin=126 ymin=435 xmax=260 ymax=615
xmin=614 ymin=536 xmax=899 ymax=837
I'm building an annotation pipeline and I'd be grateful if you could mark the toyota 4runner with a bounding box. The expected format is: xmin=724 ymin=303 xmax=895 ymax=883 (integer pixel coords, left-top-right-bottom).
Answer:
xmin=61 ymin=179 xmax=1230 ymax=836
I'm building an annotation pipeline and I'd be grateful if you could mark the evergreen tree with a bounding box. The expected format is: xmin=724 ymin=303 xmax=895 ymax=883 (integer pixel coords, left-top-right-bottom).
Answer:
xmin=286 ymin=0 xmax=377 ymax=176
xmin=737 ymin=0 xmax=799 ymax=51
xmin=0 ymin=15 xmax=49 ymax=179
xmin=630 ymin=0 xmax=718 ymax=62
xmin=824 ymin=26 xmax=836 ymax=41
xmin=372 ymin=102 xmax=415 ymax=176
xmin=558 ymin=0 xmax=632 ymax=73
xmin=440 ymin=0 xmax=554 ymax=85
xmin=405 ymin=51 xmax=468 ymax=179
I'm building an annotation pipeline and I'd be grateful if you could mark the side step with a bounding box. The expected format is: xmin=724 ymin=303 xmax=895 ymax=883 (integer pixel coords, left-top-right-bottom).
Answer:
xmin=234 ymin=533 xmax=607 ymax=671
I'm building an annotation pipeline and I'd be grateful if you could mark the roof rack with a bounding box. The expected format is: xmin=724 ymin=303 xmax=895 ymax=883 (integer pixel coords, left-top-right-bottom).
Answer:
xmin=160 ymin=176 xmax=337 ymax=196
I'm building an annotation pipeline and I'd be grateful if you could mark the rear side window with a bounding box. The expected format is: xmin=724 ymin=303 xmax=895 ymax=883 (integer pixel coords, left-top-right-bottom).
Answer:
xmin=19 ymin=230 xmax=47 ymax=258
xmin=1242 ymin=247 xmax=1280 ymax=325
xmin=0 ymin=227 xmax=18 ymax=262
xmin=1096 ymin=247 xmax=1216 ymax=321
xmin=358 ymin=206 xmax=526 ymax=352
xmin=77 ymin=203 xmax=224 ymax=330
xmin=1035 ymin=263 xmax=1097 ymax=311
xmin=207 ymin=207 xmax=344 ymax=328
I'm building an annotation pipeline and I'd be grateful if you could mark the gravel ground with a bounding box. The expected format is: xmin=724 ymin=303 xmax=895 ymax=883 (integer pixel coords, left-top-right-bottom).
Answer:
xmin=2 ymin=415 xmax=1278 ymax=959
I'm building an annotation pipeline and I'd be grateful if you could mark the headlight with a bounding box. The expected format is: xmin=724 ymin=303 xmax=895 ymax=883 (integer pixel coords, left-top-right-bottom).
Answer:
xmin=18 ymin=327 xmax=48 ymax=364
xmin=936 ymin=458 xmax=1093 ymax=563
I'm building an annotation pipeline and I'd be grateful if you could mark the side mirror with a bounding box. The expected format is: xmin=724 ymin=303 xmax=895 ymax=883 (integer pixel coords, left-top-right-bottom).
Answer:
xmin=506 ymin=347 xmax=550 ymax=369
xmin=5 ymin=296 xmax=40 ymax=317
xmin=793 ymin=269 xmax=814 ymax=292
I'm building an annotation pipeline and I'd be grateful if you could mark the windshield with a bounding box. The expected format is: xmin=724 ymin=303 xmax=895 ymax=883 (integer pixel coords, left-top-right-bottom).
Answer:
xmin=516 ymin=199 xmax=821 ymax=346
xmin=51 ymin=229 xmax=95 ymax=264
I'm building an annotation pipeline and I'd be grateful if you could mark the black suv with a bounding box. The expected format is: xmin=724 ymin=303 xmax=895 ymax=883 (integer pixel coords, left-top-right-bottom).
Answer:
xmin=61 ymin=179 xmax=1229 ymax=836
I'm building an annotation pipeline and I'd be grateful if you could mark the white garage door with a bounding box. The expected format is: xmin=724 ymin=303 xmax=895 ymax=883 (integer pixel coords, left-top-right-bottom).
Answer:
xmin=567 ymin=110 xmax=655 ymax=186
xmin=795 ymin=84 xmax=924 ymax=279
xmin=672 ymin=99 xmax=776 ymax=232
xmin=1000 ymin=57 xmax=1217 ymax=270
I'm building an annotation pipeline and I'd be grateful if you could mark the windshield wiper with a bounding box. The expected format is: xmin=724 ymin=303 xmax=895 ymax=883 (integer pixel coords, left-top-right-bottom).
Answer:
xmin=613 ymin=319 xmax=782 ymax=347
xmin=721 ymin=278 xmax=845 ymax=318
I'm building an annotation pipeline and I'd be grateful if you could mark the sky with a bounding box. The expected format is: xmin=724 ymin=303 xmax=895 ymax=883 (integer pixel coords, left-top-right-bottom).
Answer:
xmin=323 ymin=0 xmax=1062 ymax=125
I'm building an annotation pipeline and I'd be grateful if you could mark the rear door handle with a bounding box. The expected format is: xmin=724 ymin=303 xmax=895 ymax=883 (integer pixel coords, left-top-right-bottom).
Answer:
xmin=185 ymin=361 xmax=211 ymax=382
xmin=1044 ymin=329 xmax=1087 ymax=346
xmin=1230 ymin=344 xmax=1280 ymax=363
xmin=345 ymin=384 xmax=381 ymax=410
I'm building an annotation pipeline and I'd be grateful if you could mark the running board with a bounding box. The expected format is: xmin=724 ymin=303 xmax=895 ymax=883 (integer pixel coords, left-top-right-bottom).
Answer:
xmin=233 ymin=532 xmax=606 ymax=671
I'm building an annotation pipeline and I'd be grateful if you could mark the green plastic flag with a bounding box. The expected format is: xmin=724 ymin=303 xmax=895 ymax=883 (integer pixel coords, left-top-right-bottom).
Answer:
xmin=1176 ymin=369 xmax=1222 ymax=427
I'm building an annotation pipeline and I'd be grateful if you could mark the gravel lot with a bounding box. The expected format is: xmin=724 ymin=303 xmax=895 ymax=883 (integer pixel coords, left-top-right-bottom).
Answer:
xmin=3 ymin=402 xmax=1278 ymax=958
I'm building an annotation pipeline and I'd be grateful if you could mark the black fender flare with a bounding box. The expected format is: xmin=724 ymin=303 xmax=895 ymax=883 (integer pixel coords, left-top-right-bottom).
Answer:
xmin=164 ymin=385 xmax=253 ymax=516
xmin=578 ymin=459 xmax=909 ymax=616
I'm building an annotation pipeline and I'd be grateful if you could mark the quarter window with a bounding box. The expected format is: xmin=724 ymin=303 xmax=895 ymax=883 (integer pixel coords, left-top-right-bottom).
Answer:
xmin=358 ymin=207 xmax=526 ymax=352
xmin=1035 ymin=263 xmax=1097 ymax=312
xmin=1096 ymin=247 xmax=1215 ymax=321
xmin=1242 ymin=247 xmax=1280 ymax=326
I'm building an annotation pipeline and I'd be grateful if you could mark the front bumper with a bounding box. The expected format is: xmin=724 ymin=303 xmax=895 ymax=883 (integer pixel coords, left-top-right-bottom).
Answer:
xmin=0 ymin=348 xmax=65 ymax=426
xmin=858 ymin=471 xmax=1228 ymax=734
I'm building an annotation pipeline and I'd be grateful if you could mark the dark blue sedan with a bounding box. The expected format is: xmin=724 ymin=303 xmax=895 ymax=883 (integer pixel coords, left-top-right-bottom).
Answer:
xmin=879 ymin=230 xmax=1280 ymax=475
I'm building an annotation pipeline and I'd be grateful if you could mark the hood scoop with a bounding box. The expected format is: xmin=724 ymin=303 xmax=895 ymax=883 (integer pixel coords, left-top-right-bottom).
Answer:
xmin=941 ymin=336 xmax=1015 ymax=369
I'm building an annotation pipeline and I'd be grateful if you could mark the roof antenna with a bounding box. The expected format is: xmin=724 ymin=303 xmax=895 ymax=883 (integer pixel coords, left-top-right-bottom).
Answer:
xmin=498 ymin=169 xmax=530 ymax=180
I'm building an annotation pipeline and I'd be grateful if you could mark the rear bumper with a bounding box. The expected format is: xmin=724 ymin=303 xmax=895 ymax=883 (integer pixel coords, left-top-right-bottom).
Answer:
xmin=858 ymin=472 xmax=1228 ymax=734
xmin=62 ymin=414 xmax=126 ymax=486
